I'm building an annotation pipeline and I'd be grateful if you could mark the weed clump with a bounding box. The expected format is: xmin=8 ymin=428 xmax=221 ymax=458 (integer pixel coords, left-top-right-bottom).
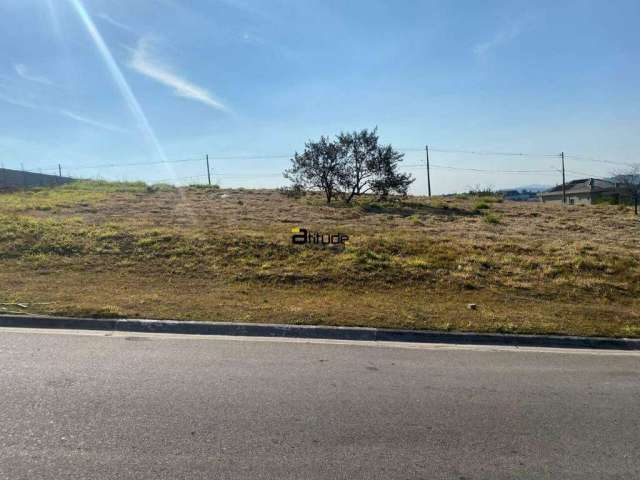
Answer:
xmin=483 ymin=212 xmax=501 ymax=224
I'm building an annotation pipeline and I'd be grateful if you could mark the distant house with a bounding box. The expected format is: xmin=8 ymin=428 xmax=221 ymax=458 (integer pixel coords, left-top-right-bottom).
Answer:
xmin=538 ymin=178 xmax=625 ymax=205
xmin=0 ymin=168 xmax=73 ymax=190
xmin=498 ymin=189 xmax=538 ymax=201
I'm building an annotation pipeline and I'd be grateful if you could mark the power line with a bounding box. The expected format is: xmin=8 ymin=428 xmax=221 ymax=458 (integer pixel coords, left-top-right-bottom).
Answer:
xmin=563 ymin=155 xmax=636 ymax=168
xmin=28 ymin=149 xmax=635 ymax=175
xmin=202 ymin=154 xmax=291 ymax=160
xmin=41 ymin=156 xmax=204 ymax=172
xmin=402 ymin=163 xmax=557 ymax=174
xmin=36 ymin=154 xmax=294 ymax=174
xmin=11 ymin=145 xmax=636 ymax=192
xmin=215 ymin=173 xmax=283 ymax=178
xmin=400 ymin=147 xmax=559 ymax=158
xmin=564 ymin=169 xmax=609 ymax=179
xmin=145 ymin=174 xmax=209 ymax=184
xmin=128 ymin=173 xmax=286 ymax=184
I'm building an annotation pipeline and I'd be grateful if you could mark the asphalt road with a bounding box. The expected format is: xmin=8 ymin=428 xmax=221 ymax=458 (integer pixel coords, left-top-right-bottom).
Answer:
xmin=1 ymin=329 xmax=639 ymax=480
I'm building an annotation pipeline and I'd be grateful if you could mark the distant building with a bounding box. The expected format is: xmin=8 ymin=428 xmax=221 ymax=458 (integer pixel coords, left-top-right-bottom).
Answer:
xmin=498 ymin=189 xmax=538 ymax=201
xmin=538 ymin=178 xmax=626 ymax=205
xmin=0 ymin=168 xmax=73 ymax=190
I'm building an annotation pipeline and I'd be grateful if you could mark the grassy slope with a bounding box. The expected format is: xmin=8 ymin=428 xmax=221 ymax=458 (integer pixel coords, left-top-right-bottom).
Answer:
xmin=1 ymin=180 xmax=639 ymax=337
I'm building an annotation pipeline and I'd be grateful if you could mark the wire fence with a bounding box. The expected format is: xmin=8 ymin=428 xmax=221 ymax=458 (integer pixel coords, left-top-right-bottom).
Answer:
xmin=2 ymin=146 xmax=637 ymax=194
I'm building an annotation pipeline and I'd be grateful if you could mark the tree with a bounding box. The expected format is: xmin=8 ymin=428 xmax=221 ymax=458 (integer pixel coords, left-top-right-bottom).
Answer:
xmin=337 ymin=128 xmax=380 ymax=202
xmin=284 ymin=129 xmax=414 ymax=204
xmin=368 ymin=144 xmax=414 ymax=200
xmin=284 ymin=136 xmax=345 ymax=204
xmin=337 ymin=128 xmax=414 ymax=203
xmin=612 ymin=164 xmax=640 ymax=215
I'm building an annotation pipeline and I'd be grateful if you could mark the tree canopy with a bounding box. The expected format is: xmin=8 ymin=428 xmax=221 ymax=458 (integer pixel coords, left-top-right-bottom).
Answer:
xmin=284 ymin=129 xmax=414 ymax=204
xmin=612 ymin=164 xmax=640 ymax=214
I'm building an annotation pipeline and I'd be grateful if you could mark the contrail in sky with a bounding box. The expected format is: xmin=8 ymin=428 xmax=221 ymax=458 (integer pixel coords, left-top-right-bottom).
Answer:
xmin=67 ymin=0 xmax=176 ymax=180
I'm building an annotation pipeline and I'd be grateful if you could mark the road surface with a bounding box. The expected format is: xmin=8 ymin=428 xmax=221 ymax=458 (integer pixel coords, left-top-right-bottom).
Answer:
xmin=1 ymin=328 xmax=639 ymax=479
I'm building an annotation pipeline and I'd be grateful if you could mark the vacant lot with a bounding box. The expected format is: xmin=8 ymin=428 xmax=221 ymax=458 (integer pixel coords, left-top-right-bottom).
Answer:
xmin=1 ymin=181 xmax=639 ymax=337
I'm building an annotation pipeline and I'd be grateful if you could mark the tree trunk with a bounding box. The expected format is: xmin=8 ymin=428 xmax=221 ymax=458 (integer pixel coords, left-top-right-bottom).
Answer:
xmin=325 ymin=188 xmax=332 ymax=204
xmin=346 ymin=186 xmax=357 ymax=204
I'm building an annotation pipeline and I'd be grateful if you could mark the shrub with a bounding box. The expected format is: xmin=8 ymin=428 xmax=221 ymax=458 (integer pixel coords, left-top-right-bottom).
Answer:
xmin=146 ymin=183 xmax=175 ymax=193
xmin=408 ymin=214 xmax=423 ymax=225
xmin=468 ymin=185 xmax=494 ymax=196
xmin=188 ymin=184 xmax=220 ymax=190
xmin=593 ymin=195 xmax=618 ymax=206
xmin=278 ymin=184 xmax=306 ymax=199
xmin=484 ymin=213 xmax=501 ymax=224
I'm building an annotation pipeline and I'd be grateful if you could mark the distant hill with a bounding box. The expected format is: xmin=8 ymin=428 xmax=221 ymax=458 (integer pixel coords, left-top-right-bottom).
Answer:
xmin=0 ymin=168 xmax=73 ymax=190
xmin=507 ymin=184 xmax=552 ymax=192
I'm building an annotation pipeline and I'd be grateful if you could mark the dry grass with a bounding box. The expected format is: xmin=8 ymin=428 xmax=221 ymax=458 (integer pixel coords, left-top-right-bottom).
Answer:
xmin=1 ymin=180 xmax=639 ymax=337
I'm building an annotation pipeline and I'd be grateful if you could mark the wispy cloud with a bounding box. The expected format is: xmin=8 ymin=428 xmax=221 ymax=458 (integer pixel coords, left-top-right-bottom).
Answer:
xmin=473 ymin=16 xmax=532 ymax=58
xmin=15 ymin=64 xmax=54 ymax=86
xmin=44 ymin=0 xmax=64 ymax=44
xmin=0 ymin=92 xmax=39 ymax=110
xmin=59 ymin=110 xmax=127 ymax=133
xmin=128 ymin=36 xmax=229 ymax=112
xmin=97 ymin=12 xmax=135 ymax=33
xmin=0 ymin=89 xmax=125 ymax=133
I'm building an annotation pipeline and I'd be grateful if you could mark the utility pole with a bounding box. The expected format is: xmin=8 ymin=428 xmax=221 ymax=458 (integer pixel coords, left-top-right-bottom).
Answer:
xmin=425 ymin=144 xmax=432 ymax=197
xmin=206 ymin=154 xmax=211 ymax=186
xmin=58 ymin=164 xmax=62 ymax=177
xmin=561 ymin=152 xmax=566 ymax=204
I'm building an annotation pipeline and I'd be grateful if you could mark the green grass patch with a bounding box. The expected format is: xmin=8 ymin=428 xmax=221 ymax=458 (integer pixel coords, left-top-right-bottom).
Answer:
xmin=483 ymin=212 xmax=502 ymax=224
xmin=0 ymin=180 xmax=166 ymax=213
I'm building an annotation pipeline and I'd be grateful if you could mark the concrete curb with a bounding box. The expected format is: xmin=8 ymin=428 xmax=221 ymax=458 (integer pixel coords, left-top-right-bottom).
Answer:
xmin=1 ymin=314 xmax=639 ymax=350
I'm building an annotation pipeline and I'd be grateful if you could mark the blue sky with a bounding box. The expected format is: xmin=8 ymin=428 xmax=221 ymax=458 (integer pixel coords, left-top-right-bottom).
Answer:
xmin=0 ymin=0 xmax=638 ymax=193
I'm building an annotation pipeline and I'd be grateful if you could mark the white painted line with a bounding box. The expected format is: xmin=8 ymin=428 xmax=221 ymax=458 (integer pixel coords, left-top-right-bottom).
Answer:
xmin=1 ymin=326 xmax=639 ymax=356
